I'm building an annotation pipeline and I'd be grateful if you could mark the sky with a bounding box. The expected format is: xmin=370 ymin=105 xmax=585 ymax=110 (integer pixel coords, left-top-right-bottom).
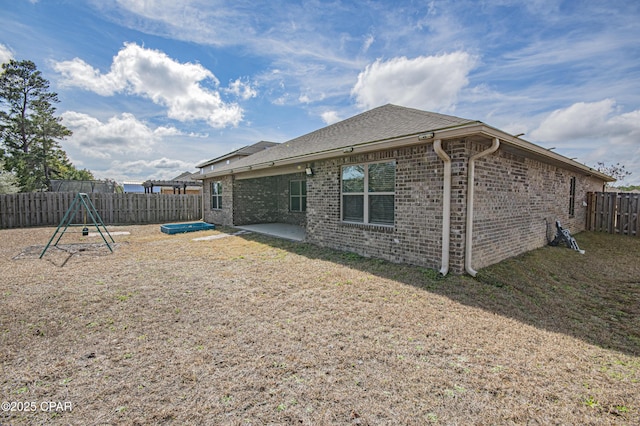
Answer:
xmin=1 ymin=0 xmax=639 ymax=185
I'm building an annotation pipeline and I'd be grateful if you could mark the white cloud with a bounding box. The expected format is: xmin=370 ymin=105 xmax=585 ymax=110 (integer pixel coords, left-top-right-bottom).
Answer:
xmin=52 ymin=57 xmax=125 ymax=96
xmin=119 ymin=158 xmax=191 ymax=170
xmin=531 ymin=99 xmax=619 ymax=142
xmin=0 ymin=43 xmax=13 ymax=64
xmin=608 ymin=110 xmax=640 ymax=141
xmin=531 ymin=100 xmax=640 ymax=184
xmin=321 ymin=110 xmax=341 ymax=125
xmin=61 ymin=111 xmax=180 ymax=158
xmin=225 ymin=78 xmax=257 ymax=100
xmin=107 ymin=1 xmax=362 ymax=66
xmin=351 ymin=52 xmax=477 ymax=111
xmin=53 ymin=43 xmax=243 ymax=128
xmin=149 ymin=158 xmax=187 ymax=169
xmin=103 ymin=157 xmax=196 ymax=182
xmin=362 ymin=34 xmax=375 ymax=53
xmin=85 ymin=0 xmax=640 ymax=119
xmin=299 ymin=94 xmax=311 ymax=104
xmin=59 ymin=111 xmax=213 ymax=182
xmin=95 ymin=1 xmax=365 ymax=107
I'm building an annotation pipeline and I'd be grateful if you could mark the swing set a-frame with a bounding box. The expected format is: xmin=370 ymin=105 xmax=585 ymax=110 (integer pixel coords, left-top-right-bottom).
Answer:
xmin=40 ymin=193 xmax=115 ymax=258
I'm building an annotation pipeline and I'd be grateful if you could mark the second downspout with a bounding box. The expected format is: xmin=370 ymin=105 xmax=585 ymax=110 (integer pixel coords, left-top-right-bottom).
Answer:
xmin=465 ymin=137 xmax=500 ymax=277
xmin=433 ymin=139 xmax=451 ymax=276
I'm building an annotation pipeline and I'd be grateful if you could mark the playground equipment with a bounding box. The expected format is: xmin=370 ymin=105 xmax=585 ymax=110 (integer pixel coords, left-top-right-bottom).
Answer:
xmin=40 ymin=193 xmax=114 ymax=258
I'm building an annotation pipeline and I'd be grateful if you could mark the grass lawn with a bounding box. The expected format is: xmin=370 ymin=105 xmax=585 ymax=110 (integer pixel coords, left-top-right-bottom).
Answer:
xmin=1 ymin=225 xmax=638 ymax=425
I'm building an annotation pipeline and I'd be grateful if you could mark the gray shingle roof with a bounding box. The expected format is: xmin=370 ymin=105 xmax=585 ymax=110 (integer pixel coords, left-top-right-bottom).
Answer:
xmin=197 ymin=140 xmax=279 ymax=168
xmin=214 ymin=104 xmax=477 ymax=172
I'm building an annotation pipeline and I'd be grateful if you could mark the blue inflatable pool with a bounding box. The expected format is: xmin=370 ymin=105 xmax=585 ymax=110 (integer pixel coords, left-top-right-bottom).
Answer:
xmin=160 ymin=222 xmax=216 ymax=235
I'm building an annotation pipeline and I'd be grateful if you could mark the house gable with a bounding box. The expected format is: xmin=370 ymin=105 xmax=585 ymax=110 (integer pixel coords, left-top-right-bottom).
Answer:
xmin=199 ymin=104 xmax=478 ymax=176
xmin=196 ymin=141 xmax=279 ymax=173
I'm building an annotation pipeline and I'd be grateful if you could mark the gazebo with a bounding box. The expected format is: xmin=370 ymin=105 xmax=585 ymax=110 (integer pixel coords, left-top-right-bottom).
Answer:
xmin=142 ymin=179 xmax=202 ymax=194
xmin=142 ymin=172 xmax=202 ymax=194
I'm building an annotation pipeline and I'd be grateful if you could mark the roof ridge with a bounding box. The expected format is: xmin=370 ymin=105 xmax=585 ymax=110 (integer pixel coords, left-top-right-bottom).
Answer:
xmin=206 ymin=104 xmax=477 ymax=173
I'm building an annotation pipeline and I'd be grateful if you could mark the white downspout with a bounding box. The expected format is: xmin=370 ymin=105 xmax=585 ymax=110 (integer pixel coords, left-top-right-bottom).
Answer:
xmin=433 ymin=139 xmax=451 ymax=276
xmin=465 ymin=137 xmax=500 ymax=277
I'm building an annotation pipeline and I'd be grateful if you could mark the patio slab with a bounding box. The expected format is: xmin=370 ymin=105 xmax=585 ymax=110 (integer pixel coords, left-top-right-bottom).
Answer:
xmin=235 ymin=223 xmax=306 ymax=242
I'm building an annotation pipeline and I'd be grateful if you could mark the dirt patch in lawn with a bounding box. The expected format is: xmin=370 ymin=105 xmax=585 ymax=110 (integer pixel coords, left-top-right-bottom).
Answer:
xmin=1 ymin=225 xmax=638 ymax=425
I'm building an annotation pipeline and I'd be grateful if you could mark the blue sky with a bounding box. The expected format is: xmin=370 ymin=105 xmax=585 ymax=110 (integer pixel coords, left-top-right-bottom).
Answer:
xmin=1 ymin=0 xmax=639 ymax=185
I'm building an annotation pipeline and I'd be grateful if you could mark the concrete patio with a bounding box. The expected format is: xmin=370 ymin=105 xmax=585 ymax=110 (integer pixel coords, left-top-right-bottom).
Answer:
xmin=235 ymin=223 xmax=306 ymax=242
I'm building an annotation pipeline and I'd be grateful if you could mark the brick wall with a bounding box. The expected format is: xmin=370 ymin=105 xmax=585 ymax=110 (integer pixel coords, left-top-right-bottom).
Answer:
xmin=233 ymin=173 xmax=306 ymax=226
xmin=202 ymin=175 xmax=233 ymax=226
xmin=447 ymin=140 xmax=470 ymax=273
xmin=468 ymin=140 xmax=603 ymax=270
xmin=306 ymin=145 xmax=446 ymax=270
xmin=276 ymin=173 xmax=307 ymax=227
xmin=306 ymin=139 xmax=604 ymax=273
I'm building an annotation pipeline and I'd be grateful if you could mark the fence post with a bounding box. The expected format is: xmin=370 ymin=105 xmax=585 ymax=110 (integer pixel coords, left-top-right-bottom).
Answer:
xmin=584 ymin=192 xmax=595 ymax=231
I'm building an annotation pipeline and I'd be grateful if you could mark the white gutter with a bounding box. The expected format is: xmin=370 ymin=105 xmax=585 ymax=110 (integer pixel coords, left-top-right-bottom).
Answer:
xmin=433 ymin=139 xmax=451 ymax=276
xmin=465 ymin=137 xmax=500 ymax=277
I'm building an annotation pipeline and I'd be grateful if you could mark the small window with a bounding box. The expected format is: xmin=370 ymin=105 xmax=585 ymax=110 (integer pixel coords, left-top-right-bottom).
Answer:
xmin=211 ymin=181 xmax=222 ymax=210
xmin=569 ymin=176 xmax=576 ymax=217
xmin=341 ymin=161 xmax=395 ymax=225
xmin=290 ymin=180 xmax=306 ymax=212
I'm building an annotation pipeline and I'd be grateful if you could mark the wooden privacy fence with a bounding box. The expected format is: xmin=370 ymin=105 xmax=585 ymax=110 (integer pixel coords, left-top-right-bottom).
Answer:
xmin=586 ymin=192 xmax=639 ymax=237
xmin=0 ymin=192 xmax=202 ymax=229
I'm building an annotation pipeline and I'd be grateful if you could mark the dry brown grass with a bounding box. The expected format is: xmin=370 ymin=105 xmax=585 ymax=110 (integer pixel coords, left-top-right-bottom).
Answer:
xmin=0 ymin=225 xmax=638 ymax=425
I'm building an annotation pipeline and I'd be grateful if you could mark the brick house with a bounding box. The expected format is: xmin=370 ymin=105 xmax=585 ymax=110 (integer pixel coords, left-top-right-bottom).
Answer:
xmin=194 ymin=104 xmax=613 ymax=275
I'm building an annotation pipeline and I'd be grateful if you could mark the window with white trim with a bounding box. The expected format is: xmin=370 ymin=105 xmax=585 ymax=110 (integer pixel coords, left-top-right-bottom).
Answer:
xmin=290 ymin=180 xmax=307 ymax=212
xmin=211 ymin=181 xmax=222 ymax=210
xmin=341 ymin=161 xmax=395 ymax=225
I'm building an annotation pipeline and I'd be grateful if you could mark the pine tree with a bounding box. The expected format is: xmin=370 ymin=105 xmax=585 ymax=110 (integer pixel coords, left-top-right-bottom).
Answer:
xmin=0 ymin=59 xmax=90 ymax=191
xmin=0 ymin=155 xmax=19 ymax=194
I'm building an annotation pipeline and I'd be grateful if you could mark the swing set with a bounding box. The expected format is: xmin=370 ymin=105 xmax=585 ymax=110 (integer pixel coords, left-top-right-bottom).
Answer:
xmin=40 ymin=193 xmax=115 ymax=258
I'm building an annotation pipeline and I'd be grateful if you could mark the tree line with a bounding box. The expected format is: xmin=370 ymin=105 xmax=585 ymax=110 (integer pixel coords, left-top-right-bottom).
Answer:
xmin=0 ymin=59 xmax=93 ymax=193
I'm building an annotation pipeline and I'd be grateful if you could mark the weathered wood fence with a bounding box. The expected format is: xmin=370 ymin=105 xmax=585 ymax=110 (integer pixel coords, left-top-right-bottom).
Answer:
xmin=0 ymin=192 xmax=202 ymax=229
xmin=586 ymin=192 xmax=639 ymax=237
